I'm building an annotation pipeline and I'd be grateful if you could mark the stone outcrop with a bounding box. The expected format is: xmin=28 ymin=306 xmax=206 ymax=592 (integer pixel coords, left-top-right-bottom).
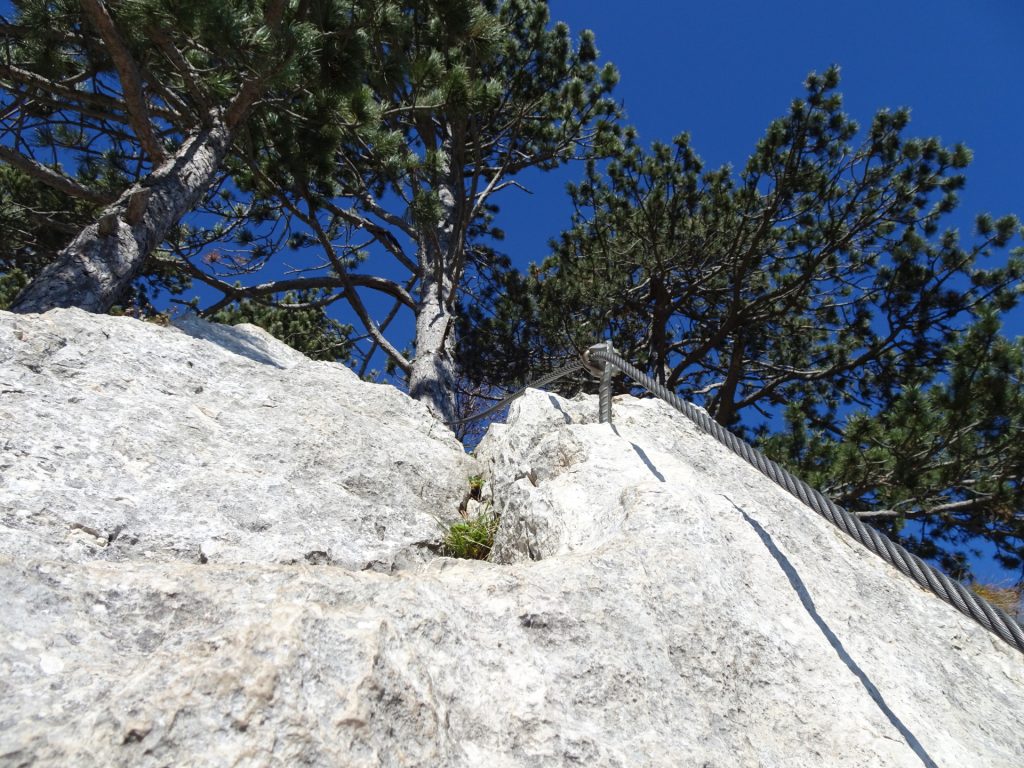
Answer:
xmin=2 ymin=309 xmax=1023 ymax=767
xmin=0 ymin=309 xmax=474 ymax=571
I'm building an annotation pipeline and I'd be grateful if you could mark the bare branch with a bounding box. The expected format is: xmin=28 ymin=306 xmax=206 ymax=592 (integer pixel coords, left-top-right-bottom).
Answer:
xmin=21 ymin=209 xmax=84 ymax=235
xmin=319 ymin=198 xmax=417 ymax=273
xmin=178 ymin=266 xmax=412 ymax=315
xmin=282 ymin=192 xmax=412 ymax=373
xmin=855 ymin=497 xmax=990 ymax=521
xmin=357 ymin=275 xmax=419 ymax=378
xmin=361 ymin=192 xmax=417 ymax=240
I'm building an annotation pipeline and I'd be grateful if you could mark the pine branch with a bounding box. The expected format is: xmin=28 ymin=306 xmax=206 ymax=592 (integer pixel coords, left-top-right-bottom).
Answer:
xmin=0 ymin=63 xmax=131 ymax=116
xmin=79 ymin=0 xmax=166 ymax=164
xmin=0 ymin=144 xmax=116 ymax=205
xmin=147 ymin=26 xmax=213 ymax=120
xmin=221 ymin=0 xmax=293 ymax=131
xmin=137 ymin=60 xmax=193 ymax=128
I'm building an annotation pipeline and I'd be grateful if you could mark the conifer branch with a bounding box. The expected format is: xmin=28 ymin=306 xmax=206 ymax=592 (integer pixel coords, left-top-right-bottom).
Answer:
xmin=147 ymin=26 xmax=213 ymax=120
xmin=0 ymin=145 xmax=116 ymax=205
xmin=79 ymin=0 xmax=166 ymax=164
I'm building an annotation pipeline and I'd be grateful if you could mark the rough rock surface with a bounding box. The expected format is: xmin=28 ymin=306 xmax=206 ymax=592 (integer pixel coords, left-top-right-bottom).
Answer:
xmin=2 ymin=309 xmax=1023 ymax=767
xmin=0 ymin=309 xmax=475 ymax=571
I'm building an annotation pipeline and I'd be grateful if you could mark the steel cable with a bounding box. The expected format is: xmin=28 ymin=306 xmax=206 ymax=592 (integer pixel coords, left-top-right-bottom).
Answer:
xmin=588 ymin=345 xmax=1024 ymax=655
xmin=445 ymin=343 xmax=1024 ymax=654
xmin=447 ymin=360 xmax=586 ymax=427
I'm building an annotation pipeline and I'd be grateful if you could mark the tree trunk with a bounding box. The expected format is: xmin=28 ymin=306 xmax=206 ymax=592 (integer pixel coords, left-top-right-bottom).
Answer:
xmin=408 ymin=270 xmax=458 ymax=425
xmin=713 ymin=330 xmax=746 ymax=426
xmin=650 ymin=274 xmax=670 ymax=385
xmin=408 ymin=170 xmax=459 ymax=426
xmin=10 ymin=119 xmax=234 ymax=314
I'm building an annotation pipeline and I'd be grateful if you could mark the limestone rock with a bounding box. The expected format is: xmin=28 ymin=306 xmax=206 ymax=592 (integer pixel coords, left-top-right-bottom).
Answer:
xmin=0 ymin=308 xmax=476 ymax=570
xmin=476 ymin=390 xmax=1024 ymax=766
xmin=1 ymin=311 xmax=1022 ymax=767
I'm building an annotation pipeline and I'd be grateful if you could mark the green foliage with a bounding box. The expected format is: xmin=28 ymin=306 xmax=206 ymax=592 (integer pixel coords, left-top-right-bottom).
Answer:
xmin=0 ymin=0 xmax=373 ymax=311
xmin=464 ymin=68 xmax=1023 ymax=417
xmin=0 ymin=164 xmax=96 ymax=292
xmin=0 ymin=269 xmax=30 ymax=311
xmin=460 ymin=67 xmax=1024 ymax=582
xmin=210 ymin=291 xmax=354 ymax=362
xmin=440 ymin=473 xmax=496 ymax=560
xmin=2 ymin=1 xmax=621 ymax=422
xmin=239 ymin=0 xmax=624 ymax=418
xmin=442 ymin=510 xmax=498 ymax=560
xmin=347 ymin=0 xmax=621 ymax=254
xmin=762 ymin=307 xmax=1024 ymax=578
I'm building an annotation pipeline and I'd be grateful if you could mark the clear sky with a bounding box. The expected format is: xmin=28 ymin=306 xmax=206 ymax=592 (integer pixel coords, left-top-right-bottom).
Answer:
xmin=497 ymin=0 xmax=1024 ymax=280
xmin=492 ymin=1 xmax=1024 ymax=586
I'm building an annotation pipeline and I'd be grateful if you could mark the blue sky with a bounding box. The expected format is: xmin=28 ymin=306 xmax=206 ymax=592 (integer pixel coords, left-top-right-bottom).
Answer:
xmin=497 ymin=0 xmax=1024 ymax=283
xmin=5 ymin=1 xmax=1021 ymax=585
xmin=493 ymin=1 xmax=1024 ymax=587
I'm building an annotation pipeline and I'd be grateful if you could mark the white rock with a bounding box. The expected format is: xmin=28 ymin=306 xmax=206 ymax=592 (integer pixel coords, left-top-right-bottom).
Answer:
xmin=0 ymin=308 xmax=476 ymax=571
xmin=475 ymin=389 xmax=1024 ymax=766
xmin=1 ymin=313 xmax=1022 ymax=767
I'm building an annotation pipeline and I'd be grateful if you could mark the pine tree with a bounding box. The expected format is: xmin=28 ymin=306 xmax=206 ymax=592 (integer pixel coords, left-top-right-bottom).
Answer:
xmin=2 ymin=1 xmax=620 ymax=423
xmin=463 ymin=67 xmax=1024 ymax=580
xmin=1 ymin=0 xmax=368 ymax=313
xmin=204 ymin=0 xmax=621 ymax=423
xmin=762 ymin=309 xmax=1024 ymax=581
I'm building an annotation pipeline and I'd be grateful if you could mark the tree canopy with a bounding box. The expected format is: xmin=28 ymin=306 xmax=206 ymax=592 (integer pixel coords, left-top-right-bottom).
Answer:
xmin=2 ymin=0 xmax=620 ymax=424
xmin=206 ymin=0 xmax=621 ymax=422
xmin=0 ymin=0 xmax=370 ymax=312
xmin=2 ymin=7 xmax=1023 ymax=586
xmin=461 ymin=67 xmax=1024 ymax=582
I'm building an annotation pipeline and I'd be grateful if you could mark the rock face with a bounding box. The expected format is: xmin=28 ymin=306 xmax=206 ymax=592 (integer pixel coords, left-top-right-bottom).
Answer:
xmin=0 ymin=309 xmax=474 ymax=571
xmin=2 ymin=309 xmax=1023 ymax=767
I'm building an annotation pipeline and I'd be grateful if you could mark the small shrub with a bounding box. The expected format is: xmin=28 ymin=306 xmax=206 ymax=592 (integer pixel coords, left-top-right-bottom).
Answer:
xmin=443 ymin=511 xmax=498 ymax=560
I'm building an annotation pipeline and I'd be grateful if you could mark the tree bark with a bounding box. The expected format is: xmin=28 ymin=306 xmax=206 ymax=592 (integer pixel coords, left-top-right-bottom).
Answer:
xmin=10 ymin=118 xmax=234 ymax=314
xmin=408 ymin=173 xmax=459 ymax=426
xmin=408 ymin=270 xmax=458 ymax=425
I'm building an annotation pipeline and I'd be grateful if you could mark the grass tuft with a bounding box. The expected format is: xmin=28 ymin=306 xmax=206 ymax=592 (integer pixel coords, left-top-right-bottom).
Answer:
xmin=443 ymin=511 xmax=497 ymax=561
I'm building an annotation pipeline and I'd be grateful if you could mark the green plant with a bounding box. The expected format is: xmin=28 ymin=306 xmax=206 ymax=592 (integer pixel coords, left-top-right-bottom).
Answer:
xmin=442 ymin=511 xmax=498 ymax=561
